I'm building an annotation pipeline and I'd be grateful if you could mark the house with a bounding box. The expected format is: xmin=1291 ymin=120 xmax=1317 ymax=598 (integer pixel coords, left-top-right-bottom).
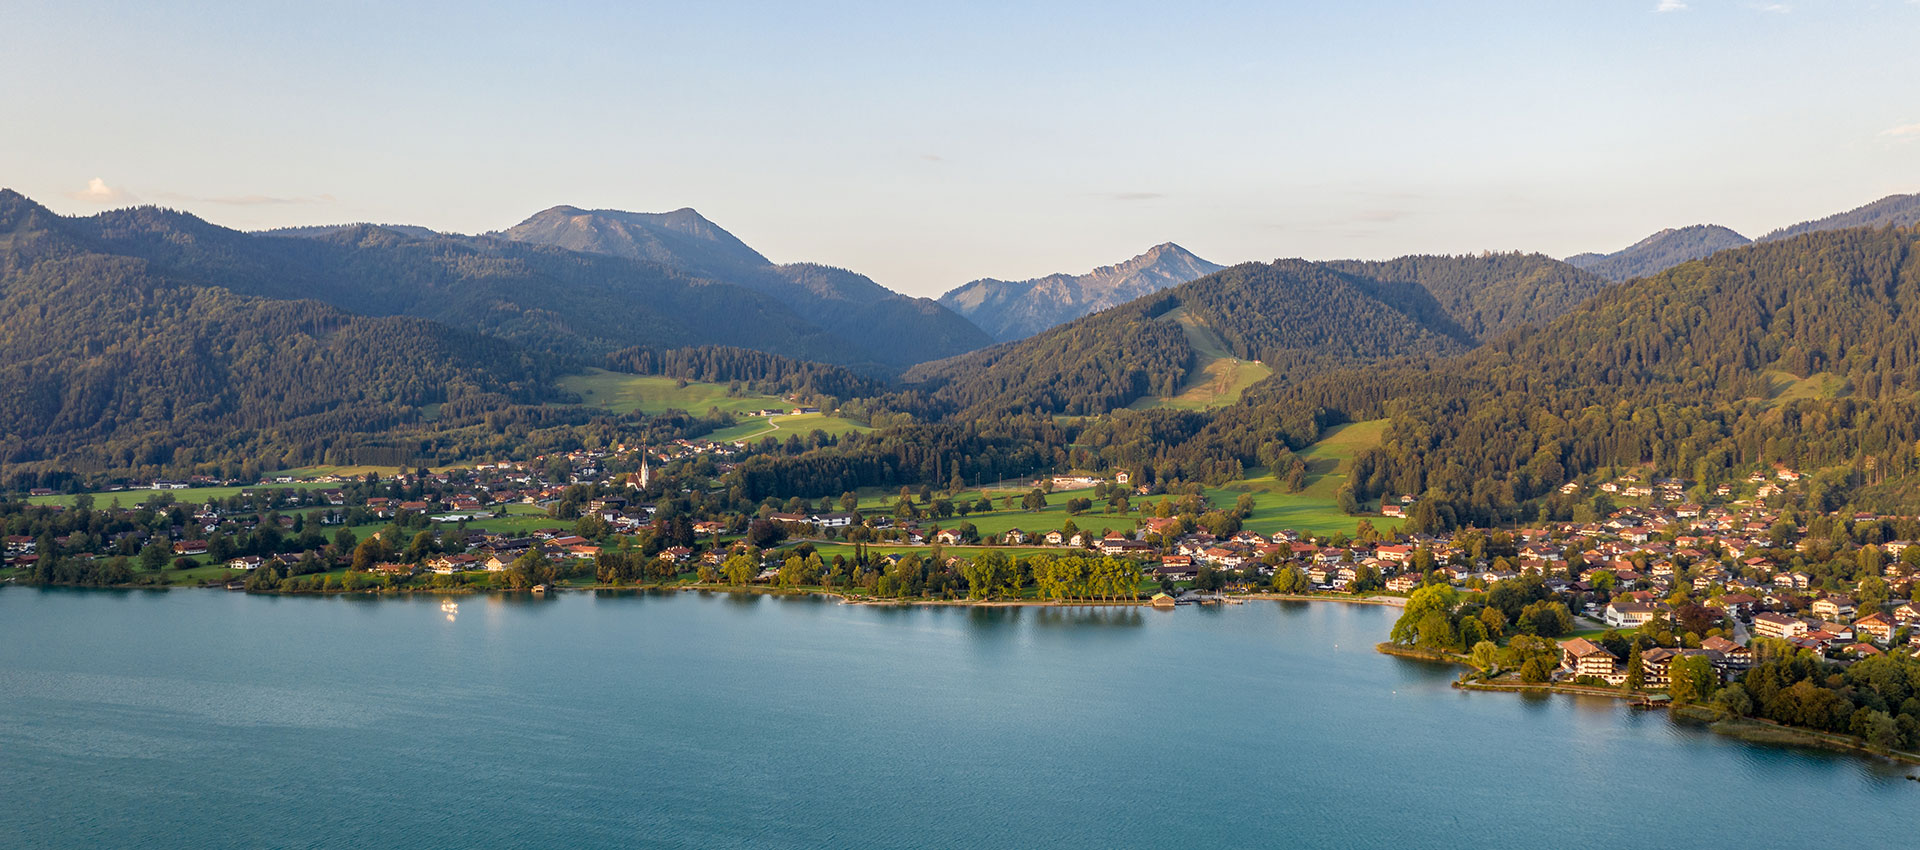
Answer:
xmin=429 ymin=553 xmax=479 ymax=573
xmin=1895 ymin=602 xmax=1920 ymax=627
xmin=1810 ymin=595 xmax=1856 ymax=621
xmin=227 ymin=556 xmax=264 ymax=571
xmin=1044 ymin=530 xmax=1068 ymax=546
xmin=172 ymin=540 xmax=209 ymax=556
xmin=1100 ymin=539 xmax=1155 ymax=557
xmin=810 ymin=512 xmax=857 ymax=529
xmin=1560 ymin=638 xmax=1624 ymax=684
xmin=1381 ymin=505 xmax=1405 ymax=518
xmin=1752 ymin=612 xmax=1809 ymax=640
xmin=1603 ymin=601 xmax=1659 ymax=629
xmin=1641 ymin=647 xmax=1719 ymax=688
xmin=935 ymin=528 xmax=964 ymax=545
xmin=1701 ymin=636 xmax=1752 ymax=670
xmin=1003 ymin=529 xmax=1029 ymax=545
xmin=1386 ymin=573 xmax=1422 ymax=593
xmin=1376 ymin=545 xmax=1412 ymax=563
xmin=1854 ymin=612 xmax=1895 ymax=644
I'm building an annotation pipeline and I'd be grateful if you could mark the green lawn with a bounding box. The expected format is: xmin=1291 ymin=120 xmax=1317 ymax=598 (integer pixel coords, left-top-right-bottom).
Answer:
xmin=1128 ymin=308 xmax=1273 ymax=411
xmin=706 ymin=412 xmax=873 ymax=443
xmin=1203 ymin=419 xmax=1400 ymax=538
xmin=557 ymin=368 xmax=785 ymax=416
xmin=26 ymin=480 xmax=339 ymax=508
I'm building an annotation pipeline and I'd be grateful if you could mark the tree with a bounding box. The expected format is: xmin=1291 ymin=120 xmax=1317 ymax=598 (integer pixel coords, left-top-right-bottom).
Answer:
xmin=1270 ymin=566 xmax=1307 ymax=594
xmin=1469 ymin=640 xmax=1502 ymax=676
xmin=722 ymin=554 xmax=757 ymax=586
xmin=1390 ymin=584 xmax=1459 ymax=645
xmin=746 ymin=519 xmax=785 ymax=549
xmin=1624 ymin=646 xmax=1645 ymax=691
xmin=1667 ymin=654 xmax=1717 ymax=706
xmin=1022 ymin=489 xmax=1048 ymax=512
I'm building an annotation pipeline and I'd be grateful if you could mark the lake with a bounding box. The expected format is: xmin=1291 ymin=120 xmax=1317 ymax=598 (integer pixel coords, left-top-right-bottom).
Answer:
xmin=0 ymin=588 xmax=1907 ymax=848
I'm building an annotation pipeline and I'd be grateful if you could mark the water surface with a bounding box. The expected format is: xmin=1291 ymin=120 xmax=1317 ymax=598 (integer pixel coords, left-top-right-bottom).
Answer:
xmin=0 ymin=589 xmax=1904 ymax=848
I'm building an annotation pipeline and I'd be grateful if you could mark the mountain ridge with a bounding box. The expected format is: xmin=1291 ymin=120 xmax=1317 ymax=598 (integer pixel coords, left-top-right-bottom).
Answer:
xmin=937 ymin=242 xmax=1225 ymax=341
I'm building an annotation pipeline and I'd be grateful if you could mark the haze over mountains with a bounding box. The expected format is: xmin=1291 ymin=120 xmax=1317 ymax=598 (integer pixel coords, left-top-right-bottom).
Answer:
xmin=1566 ymin=192 xmax=1920 ymax=283
xmin=6 ymin=183 xmax=1920 ymax=479
xmin=937 ymin=243 xmax=1225 ymax=342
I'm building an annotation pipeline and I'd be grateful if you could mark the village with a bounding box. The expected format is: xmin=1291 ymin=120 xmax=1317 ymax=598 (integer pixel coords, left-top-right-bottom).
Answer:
xmin=6 ymin=448 xmax=1920 ymax=696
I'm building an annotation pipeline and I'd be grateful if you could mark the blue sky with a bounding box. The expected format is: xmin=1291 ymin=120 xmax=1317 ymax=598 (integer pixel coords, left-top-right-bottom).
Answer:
xmin=4 ymin=0 xmax=1917 ymax=296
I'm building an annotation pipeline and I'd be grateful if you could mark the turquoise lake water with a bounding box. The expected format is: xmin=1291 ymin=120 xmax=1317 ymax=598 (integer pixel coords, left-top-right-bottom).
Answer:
xmin=0 ymin=588 xmax=1907 ymax=848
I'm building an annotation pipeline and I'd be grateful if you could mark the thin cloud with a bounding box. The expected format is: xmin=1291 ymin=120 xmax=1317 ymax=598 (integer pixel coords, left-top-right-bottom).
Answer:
xmin=1754 ymin=3 xmax=1791 ymax=12
xmin=920 ymin=154 xmax=944 ymax=162
xmin=67 ymin=177 xmax=138 ymax=204
xmin=1108 ymin=192 xmax=1166 ymax=202
xmin=1881 ymin=123 xmax=1920 ymax=143
xmin=1655 ymin=0 xmax=1687 ymax=11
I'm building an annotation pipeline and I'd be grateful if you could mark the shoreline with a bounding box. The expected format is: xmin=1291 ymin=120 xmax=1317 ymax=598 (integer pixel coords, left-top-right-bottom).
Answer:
xmin=1373 ymin=641 xmax=1920 ymax=768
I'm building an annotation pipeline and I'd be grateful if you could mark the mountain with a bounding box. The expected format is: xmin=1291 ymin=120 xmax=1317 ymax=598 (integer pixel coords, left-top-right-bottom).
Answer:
xmin=937 ymin=243 xmax=1226 ymax=341
xmin=0 ymin=189 xmax=558 ymax=473
xmin=498 ymin=206 xmax=992 ymax=368
xmin=904 ymin=252 xmax=1603 ymax=418
xmin=1565 ymin=224 xmax=1752 ymax=283
xmin=1760 ymin=193 xmax=1920 ymax=242
xmin=59 ymin=201 xmax=872 ymax=368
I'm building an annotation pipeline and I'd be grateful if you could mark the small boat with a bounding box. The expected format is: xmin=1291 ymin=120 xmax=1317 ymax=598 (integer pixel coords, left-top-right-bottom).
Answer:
xmin=531 ymin=584 xmax=548 ymax=593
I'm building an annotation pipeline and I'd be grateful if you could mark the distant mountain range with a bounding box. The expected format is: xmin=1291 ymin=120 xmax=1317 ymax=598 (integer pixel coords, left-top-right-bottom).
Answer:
xmin=1566 ymin=225 xmax=1751 ymax=283
xmin=936 ymin=243 xmax=1225 ymax=342
xmin=497 ymin=206 xmax=991 ymax=369
xmin=1567 ymin=193 xmax=1920 ymax=283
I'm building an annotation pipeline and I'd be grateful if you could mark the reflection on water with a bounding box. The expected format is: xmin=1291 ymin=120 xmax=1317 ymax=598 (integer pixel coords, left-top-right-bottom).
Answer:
xmin=1030 ymin=606 xmax=1145 ymax=629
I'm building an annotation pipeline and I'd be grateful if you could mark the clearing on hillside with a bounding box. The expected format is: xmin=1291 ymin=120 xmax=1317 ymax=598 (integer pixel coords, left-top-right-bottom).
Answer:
xmin=1128 ymin=308 xmax=1273 ymax=411
xmin=1202 ymin=419 xmax=1396 ymax=537
xmin=705 ymin=412 xmax=873 ymax=443
xmin=557 ymin=368 xmax=784 ymax=416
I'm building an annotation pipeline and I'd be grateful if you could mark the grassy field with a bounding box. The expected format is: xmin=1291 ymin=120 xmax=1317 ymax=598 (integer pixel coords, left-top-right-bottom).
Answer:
xmin=1129 ymin=308 xmax=1272 ymax=411
xmin=26 ymin=480 xmax=338 ymax=508
xmin=1758 ymin=369 xmax=1848 ymax=408
xmin=558 ymin=368 xmax=785 ymax=416
xmin=707 ymin=412 xmax=873 ymax=443
xmin=1203 ymin=419 xmax=1399 ymax=538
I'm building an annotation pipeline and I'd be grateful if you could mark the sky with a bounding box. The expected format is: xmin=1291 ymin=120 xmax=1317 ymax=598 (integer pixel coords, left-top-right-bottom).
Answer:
xmin=4 ymin=0 xmax=1919 ymax=297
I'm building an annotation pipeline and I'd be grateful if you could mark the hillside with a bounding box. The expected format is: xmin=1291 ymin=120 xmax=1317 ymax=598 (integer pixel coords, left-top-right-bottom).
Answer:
xmin=937 ymin=243 xmax=1225 ymax=341
xmin=498 ymin=205 xmax=992 ymax=368
xmin=1760 ymin=193 xmax=1920 ymax=242
xmin=0 ymin=190 xmax=559 ymax=473
xmin=1135 ymin=225 xmax=1920 ymax=526
xmin=908 ymin=253 xmax=1609 ymax=418
xmin=1321 ymin=253 xmax=1613 ymax=340
xmin=1564 ymin=224 xmax=1751 ymax=283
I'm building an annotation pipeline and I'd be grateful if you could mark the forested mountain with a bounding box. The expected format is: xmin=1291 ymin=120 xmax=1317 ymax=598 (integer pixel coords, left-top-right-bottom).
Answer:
xmin=0 ymin=189 xmax=559 ymax=472
xmin=937 ymin=243 xmax=1225 ymax=341
xmin=1565 ymin=225 xmax=1751 ymax=283
xmin=905 ymin=253 xmax=1608 ymax=417
xmin=498 ymin=205 xmax=993 ymax=368
xmin=1320 ymin=253 xmax=1612 ymax=341
xmin=1106 ymin=226 xmax=1920 ymax=526
xmin=1760 ymin=193 xmax=1920 ymax=242
xmin=60 ymin=202 xmax=870 ymax=367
